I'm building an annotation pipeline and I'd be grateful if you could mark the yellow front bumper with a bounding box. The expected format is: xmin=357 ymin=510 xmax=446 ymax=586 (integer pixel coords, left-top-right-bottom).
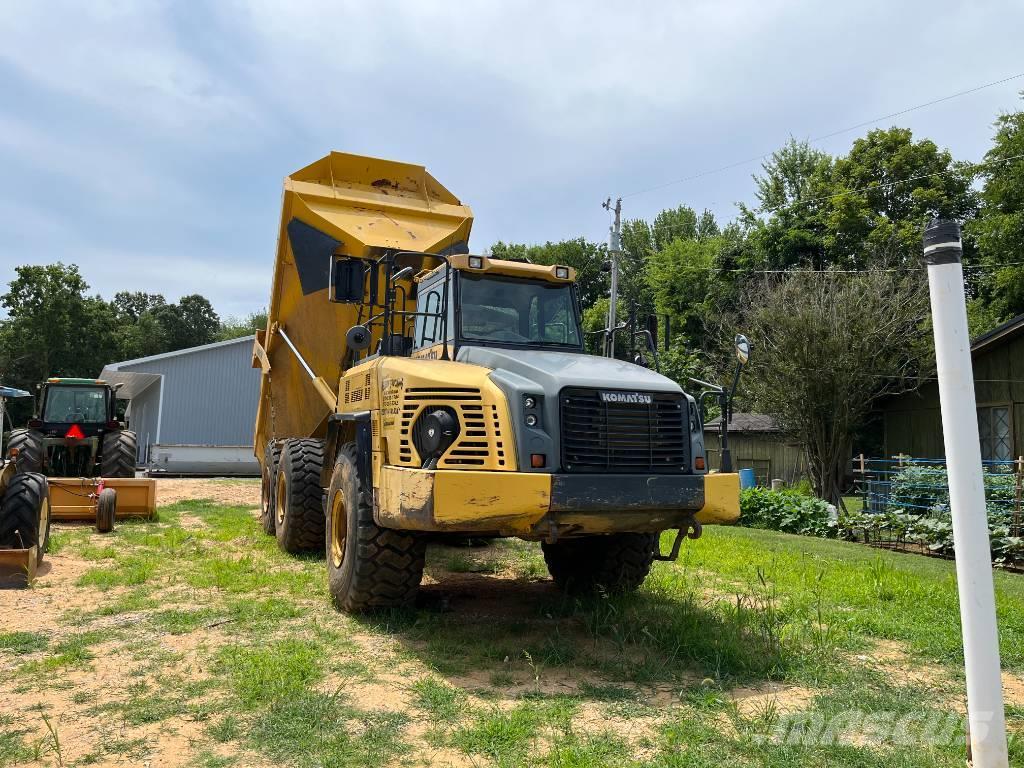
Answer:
xmin=375 ymin=466 xmax=740 ymax=537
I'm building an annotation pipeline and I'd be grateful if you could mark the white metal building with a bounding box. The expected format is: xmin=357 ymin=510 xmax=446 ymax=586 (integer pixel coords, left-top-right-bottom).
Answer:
xmin=100 ymin=336 xmax=261 ymax=475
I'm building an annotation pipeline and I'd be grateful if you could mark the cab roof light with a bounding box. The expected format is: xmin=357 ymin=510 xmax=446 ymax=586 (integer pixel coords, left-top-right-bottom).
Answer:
xmin=555 ymin=266 xmax=570 ymax=279
xmin=468 ymin=256 xmax=484 ymax=269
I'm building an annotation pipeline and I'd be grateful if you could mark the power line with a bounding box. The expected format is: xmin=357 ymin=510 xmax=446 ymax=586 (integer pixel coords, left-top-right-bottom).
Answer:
xmin=623 ymin=71 xmax=1024 ymax=199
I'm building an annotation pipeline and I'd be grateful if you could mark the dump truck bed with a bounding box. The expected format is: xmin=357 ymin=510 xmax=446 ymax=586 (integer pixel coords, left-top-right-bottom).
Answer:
xmin=253 ymin=152 xmax=474 ymax=455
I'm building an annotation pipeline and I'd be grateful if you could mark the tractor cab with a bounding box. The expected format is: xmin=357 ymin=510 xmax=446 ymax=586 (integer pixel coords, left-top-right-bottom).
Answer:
xmin=9 ymin=378 xmax=137 ymax=479
xmin=31 ymin=379 xmax=121 ymax=439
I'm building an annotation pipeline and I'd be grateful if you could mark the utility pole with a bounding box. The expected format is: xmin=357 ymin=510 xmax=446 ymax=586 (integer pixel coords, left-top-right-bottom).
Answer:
xmin=602 ymin=197 xmax=622 ymax=357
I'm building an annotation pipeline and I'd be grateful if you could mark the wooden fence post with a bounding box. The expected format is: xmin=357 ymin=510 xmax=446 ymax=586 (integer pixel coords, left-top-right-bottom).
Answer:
xmin=1014 ymin=456 xmax=1023 ymax=539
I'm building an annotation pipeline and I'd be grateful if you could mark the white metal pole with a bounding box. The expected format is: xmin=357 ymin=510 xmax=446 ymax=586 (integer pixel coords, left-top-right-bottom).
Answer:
xmin=924 ymin=218 xmax=1008 ymax=767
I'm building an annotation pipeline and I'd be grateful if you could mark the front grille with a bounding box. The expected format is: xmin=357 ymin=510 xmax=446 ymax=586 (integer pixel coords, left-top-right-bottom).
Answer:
xmin=560 ymin=388 xmax=688 ymax=473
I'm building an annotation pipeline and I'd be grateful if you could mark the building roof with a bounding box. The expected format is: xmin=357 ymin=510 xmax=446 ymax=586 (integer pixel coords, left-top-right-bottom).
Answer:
xmin=971 ymin=312 xmax=1024 ymax=356
xmin=103 ymin=335 xmax=255 ymax=371
xmin=99 ymin=335 xmax=256 ymax=399
xmin=703 ymin=412 xmax=781 ymax=433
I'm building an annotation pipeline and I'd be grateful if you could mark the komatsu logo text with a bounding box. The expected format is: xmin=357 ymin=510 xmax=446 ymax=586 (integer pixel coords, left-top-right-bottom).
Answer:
xmin=599 ymin=391 xmax=653 ymax=405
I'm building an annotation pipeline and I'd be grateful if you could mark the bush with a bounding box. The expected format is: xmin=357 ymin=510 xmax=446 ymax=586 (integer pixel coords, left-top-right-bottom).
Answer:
xmin=739 ymin=488 xmax=837 ymax=538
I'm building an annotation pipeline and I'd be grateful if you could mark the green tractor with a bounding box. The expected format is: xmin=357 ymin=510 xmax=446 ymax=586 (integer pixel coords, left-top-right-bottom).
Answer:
xmin=8 ymin=378 xmax=137 ymax=478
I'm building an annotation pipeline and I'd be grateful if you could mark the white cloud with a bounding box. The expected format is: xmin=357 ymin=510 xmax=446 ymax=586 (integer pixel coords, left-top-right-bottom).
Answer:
xmin=0 ymin=0 xmax=261 ymax=141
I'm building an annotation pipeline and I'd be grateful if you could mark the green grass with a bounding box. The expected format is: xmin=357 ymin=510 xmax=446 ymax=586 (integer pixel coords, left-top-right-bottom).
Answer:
xmin=216 ymin=638 xmax=323 ymax=708
xmin=451 ymin=698 xmax=577 ymax=767
xmin=18 ymin=481 xmax=1024 ymax=767
xmin=0 ymin=631 xmax=48 ymax=655
xmin=77 ymin=556 xmax=156 ymax=589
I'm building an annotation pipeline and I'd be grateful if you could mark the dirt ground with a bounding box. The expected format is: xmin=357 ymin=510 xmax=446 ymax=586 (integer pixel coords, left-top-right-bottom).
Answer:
xmin=0 ymin=478 xmax=1020 ymax=767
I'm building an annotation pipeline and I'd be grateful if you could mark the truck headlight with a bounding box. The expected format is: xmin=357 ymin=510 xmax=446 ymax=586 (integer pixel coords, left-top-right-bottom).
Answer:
xmin=525 ymin=414 xmax=538 ymax=427
xmin=524 ymin=396 xmax=536 ymax=409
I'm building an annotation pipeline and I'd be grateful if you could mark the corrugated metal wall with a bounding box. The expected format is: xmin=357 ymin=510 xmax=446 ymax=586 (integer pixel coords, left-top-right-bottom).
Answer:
xmin=120 ymin=338 xmax=260 ymax=447
xmin=127 ymin=381 xmax=161 ymax=463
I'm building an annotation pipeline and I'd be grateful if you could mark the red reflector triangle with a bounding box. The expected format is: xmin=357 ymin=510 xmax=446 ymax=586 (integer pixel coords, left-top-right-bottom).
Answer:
xmin=66 ymin=424 xmax=85 ymax=439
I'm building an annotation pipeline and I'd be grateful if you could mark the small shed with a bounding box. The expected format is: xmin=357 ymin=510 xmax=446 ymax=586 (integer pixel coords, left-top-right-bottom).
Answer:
xmin=99 ymin=336 xmax=261 ymax=475
xmin=704 ymin=412 xmax=807 ymax=486
xmin=880 ymin=313 xmax=1024 ymax=462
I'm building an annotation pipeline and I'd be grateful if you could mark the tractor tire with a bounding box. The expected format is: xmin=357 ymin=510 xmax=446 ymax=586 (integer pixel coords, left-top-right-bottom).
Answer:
xmin=95 ymin=488 xmax=117 ymax=533
xmin=542 ymin=533 xmax=658 ymax=595
xmin=274 ymin=438 xmax=326 ymax=554
xmin=326 ymin=443 xmax=425 ymax=612
xmin=101 ymin=431 xmax=137 ymax=478
xmin=260 ymin=440 xmax=283 ymax=536
xmin=7 ymin=429 xmax=44 ymax=474
xmin=0 ymin=472 xmax=51 ymax=562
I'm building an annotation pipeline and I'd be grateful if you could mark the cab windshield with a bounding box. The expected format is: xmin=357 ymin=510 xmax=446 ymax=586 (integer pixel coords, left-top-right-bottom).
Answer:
xmin=43 ymin=386 xmax=108 ymax=423
xmin=459 ymin=274 xmax=581 ymax=347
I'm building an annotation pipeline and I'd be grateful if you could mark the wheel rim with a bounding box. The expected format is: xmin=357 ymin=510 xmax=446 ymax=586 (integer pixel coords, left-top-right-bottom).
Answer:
xmin=37 ymin=498 xmax=49 ymax=548
xmin=330 ymin=489 xmax=347 ymax=569
xmin=275 ymin=474 xmax=287 ymax=526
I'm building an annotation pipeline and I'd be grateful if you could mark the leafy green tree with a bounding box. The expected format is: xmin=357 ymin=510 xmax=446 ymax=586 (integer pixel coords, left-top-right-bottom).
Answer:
xmin=822 ymin=128 xmax=977 ymax=267
xmin=742 ymin=139 xmax=832 ymax=270
xmin=218 ymin=309 xmax=269 ymax=340
xmin=970 ymin=95 xmax=1024 ymax=320
xmin=0 ymin=264 xmax=118 ymax=389
xmin=112 ymin=291 xmax=166 ymax=322
xmin=490 ymin=238 xmax=608 ymax=310
xmin=740 ymin=268 xmax=931 ymax=505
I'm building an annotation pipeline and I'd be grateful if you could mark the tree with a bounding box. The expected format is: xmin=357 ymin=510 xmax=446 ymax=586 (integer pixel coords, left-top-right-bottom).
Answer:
xmin=822 ymin=128 xmax=977 ymax=267
xmin=739 ymin=268 xmax=931 ymax=505
xmin=112 ymin=291 xmax=166 ymax=322
xmin=218 ymin=309 xmax=269 ymax=340
xmin=490 ymin=238 xmax=608 ymax=309
xmin=0 ymin=263 xmax=118 ymax=389
xmin=148 ymin=294 xmax=220 ymax=351
xmin=970 ymin=95 xmax=1024 ymax=321
xmin=743 ymin=139 xmax=832 ymax=270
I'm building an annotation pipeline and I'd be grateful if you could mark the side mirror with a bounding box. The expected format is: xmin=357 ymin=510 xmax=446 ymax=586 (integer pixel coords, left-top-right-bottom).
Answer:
xmin=330 ymin=258 xmax=366 ymax=303
xmin=735 ymin=334 xmax=750 ymax=366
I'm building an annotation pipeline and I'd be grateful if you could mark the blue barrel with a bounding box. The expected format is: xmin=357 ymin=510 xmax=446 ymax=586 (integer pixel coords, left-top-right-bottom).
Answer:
xmin=739 ymin=468 xmax=757 ymax=489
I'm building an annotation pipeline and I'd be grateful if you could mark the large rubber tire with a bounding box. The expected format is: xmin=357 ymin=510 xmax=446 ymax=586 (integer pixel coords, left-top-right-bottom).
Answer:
xmin=326 ymin=443 xmax=425 ymax=612
xmin=0 ymin=472 xmax=51 ymax=563
xmin=95 ymin=488 xmax=117 ymax=533
xmin=261 ymin=441 xmax=283 ymax=535
xmin=7 ymin=429 xmax=44 ymax=474
xmin=274 ymin=439 xmax=326 ymax=554
xmin=542 ymin=533 xmax=658 ymax=595
xmin=101 ymin=430 xmax=137 ymax=478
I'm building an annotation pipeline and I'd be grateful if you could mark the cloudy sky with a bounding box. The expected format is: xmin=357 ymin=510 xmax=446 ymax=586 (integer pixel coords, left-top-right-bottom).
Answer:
xmin=1 ymin=0 xmax=1022 ymax=318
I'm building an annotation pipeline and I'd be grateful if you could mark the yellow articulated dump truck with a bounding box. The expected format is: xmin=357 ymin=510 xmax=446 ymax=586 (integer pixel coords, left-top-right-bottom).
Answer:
xmin=253 ymin=152 xmax=743 ymax=612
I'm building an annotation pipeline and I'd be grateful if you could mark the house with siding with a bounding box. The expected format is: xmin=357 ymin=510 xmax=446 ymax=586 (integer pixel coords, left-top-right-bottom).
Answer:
xmin=704 ymin=412 xmax=808 ymax=486
xmin=99 ymin=336 xmax=261 ymax=475
xmin=880 ymin=313 xmax=1024 ymax=463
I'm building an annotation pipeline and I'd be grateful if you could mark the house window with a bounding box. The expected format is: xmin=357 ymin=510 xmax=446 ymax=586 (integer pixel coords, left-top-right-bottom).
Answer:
xmin=978 ymin=406 xmax=1012 ymax=462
